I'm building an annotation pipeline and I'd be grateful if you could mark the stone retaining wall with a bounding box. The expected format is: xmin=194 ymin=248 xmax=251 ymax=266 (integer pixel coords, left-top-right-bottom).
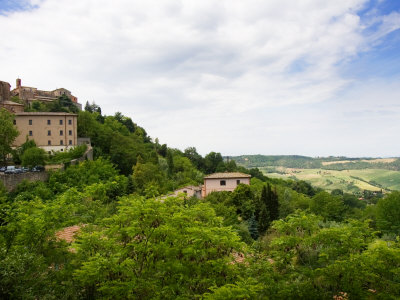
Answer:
xmin=0 ymin=172 xmax=49 ymax=192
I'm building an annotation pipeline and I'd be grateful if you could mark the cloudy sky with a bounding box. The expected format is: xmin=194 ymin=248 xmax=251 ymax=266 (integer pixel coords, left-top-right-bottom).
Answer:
xmin=1 ymin=0 xmax=399 ymax=157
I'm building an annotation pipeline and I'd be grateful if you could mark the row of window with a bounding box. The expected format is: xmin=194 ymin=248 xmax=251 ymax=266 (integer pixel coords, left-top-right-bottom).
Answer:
xmin=47 ymin=140 xmax=73 ymax=146
xmin=28 ymin=119 xmax=73 ymax=125
xmin=220 ymin=180 xmax=241 ymax=186
xmin=29 ymin=130 xmax=73 ymax=136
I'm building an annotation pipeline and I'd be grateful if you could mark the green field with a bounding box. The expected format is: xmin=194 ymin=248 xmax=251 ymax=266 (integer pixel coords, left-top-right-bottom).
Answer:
xmin=261 ymin=167 xmax=400 ymax=193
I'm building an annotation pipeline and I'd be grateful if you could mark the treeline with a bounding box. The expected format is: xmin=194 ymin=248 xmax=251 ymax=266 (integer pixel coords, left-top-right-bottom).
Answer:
xmin=232 ymin=154 xmax=400 ymax=171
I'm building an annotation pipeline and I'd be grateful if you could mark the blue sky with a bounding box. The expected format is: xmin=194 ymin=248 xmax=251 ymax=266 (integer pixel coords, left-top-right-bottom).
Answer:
xmin=0 ymin=0 xmax=37 ymax=14
xmin=0 ymin=0 xmax=399 ymax=157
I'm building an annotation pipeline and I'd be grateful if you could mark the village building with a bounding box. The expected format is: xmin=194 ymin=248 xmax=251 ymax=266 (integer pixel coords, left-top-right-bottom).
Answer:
xmin=172 ymin=185 xmax=202 ymax=198
xmin=0 ymin=80 xmax=24 ymax=112
xmin=1 ymin=79 xmax=80 ymax=153
xmin=13 ymin=112 xmax=78 ymax=152
xmin=11 ymin=78 xmax=82 ymax=110
xmin=202 ymin=172 xmax=251 ymax=197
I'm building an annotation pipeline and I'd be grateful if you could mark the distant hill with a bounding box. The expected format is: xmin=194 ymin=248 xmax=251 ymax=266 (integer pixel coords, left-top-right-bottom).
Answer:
xmin=231 ymin=155 xmax=400 ymax=193
xmin=231 ymin=155 xmax=400 ymax=171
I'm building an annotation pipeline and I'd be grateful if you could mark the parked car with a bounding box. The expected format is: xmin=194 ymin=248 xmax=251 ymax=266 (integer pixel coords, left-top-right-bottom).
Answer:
xmin=14 ymin=168 xmax=23 ymax=174
xmin=21 ymin=167 xmax=29 ymax=173
xmin=5 ymin=166 xmax=16 ymax=174
xmin=31 ymin=166 xmax=45 ymax=172
xmin=0 ymin=167 xmax=6 ymax=172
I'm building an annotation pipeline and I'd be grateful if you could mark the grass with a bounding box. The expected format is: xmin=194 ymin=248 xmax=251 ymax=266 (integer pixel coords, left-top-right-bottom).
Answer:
xmin=261 ymin=167 xmax=400 ymax=193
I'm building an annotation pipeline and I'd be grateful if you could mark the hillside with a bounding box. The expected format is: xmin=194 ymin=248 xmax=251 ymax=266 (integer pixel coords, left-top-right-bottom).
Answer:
xmin=2 ymin=104 xmax=400 ymax=299
xmin=231 ymin=155 xmax=400 ymax=193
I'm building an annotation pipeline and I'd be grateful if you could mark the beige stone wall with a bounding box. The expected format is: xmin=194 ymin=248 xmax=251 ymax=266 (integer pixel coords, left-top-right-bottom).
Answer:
xmin=204 ymin=177 xmax=250 ymax=196
xmin=173 ymin=186 xmax=202 ymax=198
xmin=2 ymin=102 xmax=24 ymax=113
xmin=13 ymin=113 xmax=78 ymax=150
xmin=0 ymin=81 xmax=11 ymax=102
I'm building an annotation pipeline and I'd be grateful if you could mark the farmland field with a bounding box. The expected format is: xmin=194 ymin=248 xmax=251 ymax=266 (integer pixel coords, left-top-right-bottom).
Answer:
xmin=260 ymin=167 xmax=400 ymax=193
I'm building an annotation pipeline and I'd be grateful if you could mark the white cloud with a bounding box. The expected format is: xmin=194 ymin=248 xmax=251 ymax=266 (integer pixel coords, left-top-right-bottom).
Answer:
xmin=0 ymin=0 xmax=399 ymax=156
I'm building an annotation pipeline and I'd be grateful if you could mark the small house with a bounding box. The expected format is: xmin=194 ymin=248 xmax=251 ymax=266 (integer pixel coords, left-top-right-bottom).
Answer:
xmin=202 ymin=172 xmax=251 ymax=197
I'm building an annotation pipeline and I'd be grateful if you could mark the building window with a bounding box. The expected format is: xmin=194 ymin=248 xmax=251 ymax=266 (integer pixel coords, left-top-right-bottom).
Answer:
xmin=48 ymin=130 xmax=51 ymax=136
xmin=48 ymin=140 xmax=51 ymax=145
xmin=237 ymin=180 xmax=240 ymax=185
xmin=220 ymin=180 xmax=226 ymax=186
xmin=29 ymin=119 xmax=32 ymax=125
xmin=69 ymin=130 xmax=72 ymax=136
xmin=68 ymin=119 xmax=72 ymax=125
xmin=59 ymin=119 xmax=63 ymax=125
xmin=61 ymin=149 xmax=63 ymax=152
xmin=60 ymin=140 xmax=63 ymax=145
xmin=47 ymin=120 xmax=51 ymax=125
xmin=60 ymin=130 xmax=63 ymax=136
xmin=13 ymin=120 xmax=16 ymax=125
xmin=29 ymin=130 xmax=33 ymax=136
xmin=69 ymin=140 xmax=72 ymax=145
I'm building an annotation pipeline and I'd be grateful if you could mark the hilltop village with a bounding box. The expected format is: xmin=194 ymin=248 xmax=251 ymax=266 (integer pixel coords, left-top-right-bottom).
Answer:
xmin=0 ymin=78 xmax=80 ymax=153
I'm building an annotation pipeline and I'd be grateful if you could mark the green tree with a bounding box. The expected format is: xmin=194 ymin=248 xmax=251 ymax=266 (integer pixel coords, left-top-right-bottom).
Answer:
xmin=167 ymin=150 xmax=174 ymax=176
xmin=310 ymin=191 xmax=346 ymax=221
xmin=0 ymin=109 xmax=19 ymax=164
xmin=230 ymin=184 xmax=255 ymax=220
xmin=73 ymin=196 xmax=243 ymax=299
xmin=267 ymin=185 xmax=279 ymax=222
xmin=376 ymin=191 xmax=400 ymax=234
xmin=248 ymin=213 xmax=259 ymax=240
xmin=204 ymin=152 xmax=223 ymax=174
xmin=21 ymin=147 xmax=46 ymax=168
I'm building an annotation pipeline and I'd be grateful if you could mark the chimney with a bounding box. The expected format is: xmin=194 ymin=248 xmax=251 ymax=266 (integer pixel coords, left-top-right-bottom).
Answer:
xmin=16 ymin=78 xmax=21 ymax=88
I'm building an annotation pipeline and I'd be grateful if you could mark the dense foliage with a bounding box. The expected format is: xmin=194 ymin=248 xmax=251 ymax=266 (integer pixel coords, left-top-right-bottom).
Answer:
xmin=1 ymin=103 xmax=400 ymax=299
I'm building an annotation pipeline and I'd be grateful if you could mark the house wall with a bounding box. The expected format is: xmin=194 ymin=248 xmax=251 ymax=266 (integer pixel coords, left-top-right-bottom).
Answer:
xmin=173 ymin=187 xmax=202 ymax=198
xmin=2 ymin=102 xmax=24 ymax=113
xmin=0 ymin=81 xmax=11 ymax=102
xmin=204 ymin=177 xmax=250 ymax=196
xmin=13 ymin=113 xmax=78 ymax=151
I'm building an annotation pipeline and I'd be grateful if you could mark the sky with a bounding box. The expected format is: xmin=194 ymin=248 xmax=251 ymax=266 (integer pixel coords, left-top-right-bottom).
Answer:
xmin=0 ymin=0 xmax=399 ymax=157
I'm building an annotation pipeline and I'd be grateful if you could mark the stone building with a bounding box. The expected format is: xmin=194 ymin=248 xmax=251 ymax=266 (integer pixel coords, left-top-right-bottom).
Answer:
xmin=13 ymin=112 xmax=78 ymax=152
xmin=11 ymin=78 xmax=82 ymax=110
xmin=173 ymin=185 xmax=202 ymax=198
xmin=202 ymin=172 xmax=251 ymax=197
xmin=0 ymin=80 xmax=11 ymax=102
xmin=0 ymin=80 xmax=24 ymax=113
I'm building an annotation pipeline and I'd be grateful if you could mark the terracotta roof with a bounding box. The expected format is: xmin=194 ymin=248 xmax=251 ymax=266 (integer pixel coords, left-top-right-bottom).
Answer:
xmin=1 ymin=101 xmax=24 ymax=106
xmin=55 ymin=225 xmax=83 ymax=243
xmin=15 ymin=112 xmax=77 ymax=116
xmin=204 ymin=172 xmax=251 ymax=179
xmin=175 ymin=185 xmax=202 ymax=191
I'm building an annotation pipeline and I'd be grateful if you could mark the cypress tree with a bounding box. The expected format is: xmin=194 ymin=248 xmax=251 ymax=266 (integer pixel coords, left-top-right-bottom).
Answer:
xmin=167 ymin=151 xmax=174 ymax=176
xmin=257 ymin=202 xmax=270 ymax=234
xmin=265 ymin=184 xmax=279 ymax=223
xmin=270 ymin=186 xmax=280 ymax=221
xmin=257 ymin=185 xmax=271 ymax=233
xmin=248 ymin=213 xmax=259 ymax=240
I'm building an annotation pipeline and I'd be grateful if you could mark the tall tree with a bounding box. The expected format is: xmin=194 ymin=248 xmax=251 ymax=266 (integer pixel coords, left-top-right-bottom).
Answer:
xmin=248 ymin=213 xmax=259 ymax=240
xmin=268 ymin=186 xmax=280 ymax=222
xmin=0 ymin=109 xmax=19 ymax=164
xmin=257 ymin=185 xmax=270 ymax=233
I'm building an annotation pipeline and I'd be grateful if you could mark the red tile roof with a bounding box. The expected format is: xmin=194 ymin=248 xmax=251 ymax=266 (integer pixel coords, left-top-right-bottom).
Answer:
xmin=204 ymin=172 xmax=251 ymax=179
